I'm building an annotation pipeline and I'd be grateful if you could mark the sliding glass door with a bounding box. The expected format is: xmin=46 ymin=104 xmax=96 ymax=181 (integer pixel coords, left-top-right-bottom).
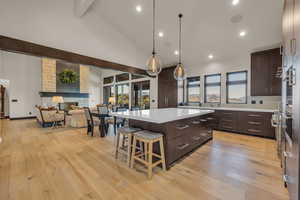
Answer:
xmin=116 ymin=84 xmax=129 ymax=109
xmin=103 ymin=85 xmax=115 ymax=105
xmin=132 ymin=81 xmax=150 ymax=110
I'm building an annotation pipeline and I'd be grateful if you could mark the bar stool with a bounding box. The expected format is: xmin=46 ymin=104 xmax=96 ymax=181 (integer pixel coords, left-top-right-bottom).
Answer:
xmin=115 ymin=127 xmax=141 ymax=166
xmin=130 ymin=130 xmax=166 ymax=179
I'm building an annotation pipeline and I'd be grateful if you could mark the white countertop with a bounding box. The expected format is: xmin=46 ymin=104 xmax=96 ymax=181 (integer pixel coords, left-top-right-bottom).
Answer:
xmin=110 ymin=108 xmax=214 ymax=124
xmin=178 ymin=106 xmax=277 ymax=113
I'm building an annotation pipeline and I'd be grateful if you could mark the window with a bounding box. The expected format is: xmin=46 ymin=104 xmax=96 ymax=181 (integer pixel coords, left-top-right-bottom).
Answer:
xmin=103 ymin=86 xmax=115 ymax=104
xmin=132 ymin=81 xmax=150 ymax=110
xmin=187 ymin=77 xmax=200 ymax=103
xmin=132 ymin=74 xmax=146 ymax=80
xmin=177 ymin=80 xmax=185 ymax=104
xmin=226 ymin=71 xmax=247 ymax=104
xmin=205 ymin=74 xmax=221 ymax=103
xmin=116 ymin=73 xmax=129 ymax=82
xmin=116 ymin=84 xmax=129 ymax=108
xmin=103 ymin=76 xmax=114 ymax=84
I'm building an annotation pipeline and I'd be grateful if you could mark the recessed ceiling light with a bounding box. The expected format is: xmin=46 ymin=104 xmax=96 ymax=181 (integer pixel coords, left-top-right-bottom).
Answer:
xmin=232 ymin=0 xmax=239 ymax=6
xmin=239 ymin=31 xmax=246 ymax=37
xmin=136 ymin=5 xmax=142 ymax=13
xmin=208 ymin=54 xmax=214 ymax=59
xmin=158 ymin=32 xmax=164 ymax=37
xmin=174 ymin=50 xmax=179 ymax=55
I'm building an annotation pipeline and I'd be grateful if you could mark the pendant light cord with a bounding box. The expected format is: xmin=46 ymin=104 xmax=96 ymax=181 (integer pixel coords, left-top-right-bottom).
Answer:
xmin=152 ymin=0 xmax=156 ymax=55
xmin=179 ymin=14 xmax=182 ymax=64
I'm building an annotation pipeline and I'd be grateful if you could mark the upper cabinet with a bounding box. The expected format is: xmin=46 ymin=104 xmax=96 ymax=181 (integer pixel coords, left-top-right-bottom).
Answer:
xmin=158 ymin=66 xmax=178 ymax=108
xmin=251 ymin=48 xmax=282 ymax=96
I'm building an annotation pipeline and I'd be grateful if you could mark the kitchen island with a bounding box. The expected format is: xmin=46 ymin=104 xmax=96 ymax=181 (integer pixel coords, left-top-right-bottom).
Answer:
xmin=111 ymin=108 xmax=214 ymax=168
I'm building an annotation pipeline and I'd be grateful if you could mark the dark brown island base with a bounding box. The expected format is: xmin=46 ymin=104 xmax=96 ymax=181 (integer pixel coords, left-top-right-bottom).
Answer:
xmin=129 ymin=115 xmax=213 ymax=169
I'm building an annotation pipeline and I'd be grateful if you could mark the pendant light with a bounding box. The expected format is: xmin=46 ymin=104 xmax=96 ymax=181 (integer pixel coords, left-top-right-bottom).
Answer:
xmin=146 ymin=0 xmax=162 ymax=76
xmin=174 ymin=14 xmax=186 ymax=81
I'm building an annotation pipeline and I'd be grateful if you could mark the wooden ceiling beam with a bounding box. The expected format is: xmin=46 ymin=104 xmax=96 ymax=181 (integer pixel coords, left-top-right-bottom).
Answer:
xmin=0 ymin=35 xmax=148 ymax=76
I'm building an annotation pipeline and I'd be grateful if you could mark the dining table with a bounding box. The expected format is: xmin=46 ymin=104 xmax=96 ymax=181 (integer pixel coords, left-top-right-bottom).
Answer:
xmin=91 ymin=112 xmax=110 ymax=137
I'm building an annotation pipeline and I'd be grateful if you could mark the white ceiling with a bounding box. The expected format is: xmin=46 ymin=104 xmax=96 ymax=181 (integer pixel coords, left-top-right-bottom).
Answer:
xmin=90 ymin=0 xmax=283 ymax=68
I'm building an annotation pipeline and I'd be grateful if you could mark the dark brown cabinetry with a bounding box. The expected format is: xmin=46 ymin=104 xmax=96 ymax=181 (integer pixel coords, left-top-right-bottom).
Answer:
xmin=207 ymin=110 xmax=275 ymax=138
xmin=251 ymin=48 xmax=282 ymax=96
xmin=158 ymin=66 xmax=178 ymax=108
xmin=129 ymin=115 xmax=212 ymax=168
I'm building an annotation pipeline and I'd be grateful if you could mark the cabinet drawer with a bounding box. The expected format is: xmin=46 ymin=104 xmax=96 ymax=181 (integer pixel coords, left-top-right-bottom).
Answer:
xmin=190 ymin=130 xmax=212 ymax=146
xmin=167 ymin=136 xmax=191 ymax=163
xmin=167 ymin=123 xmax=191 ymax=140
xmin=219 ymin=123 xmax=235 ymax=131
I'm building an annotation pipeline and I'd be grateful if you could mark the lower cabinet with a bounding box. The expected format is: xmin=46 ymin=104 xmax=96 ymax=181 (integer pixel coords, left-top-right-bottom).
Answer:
xmin=208 ymin=110 xmax=275 ymax=139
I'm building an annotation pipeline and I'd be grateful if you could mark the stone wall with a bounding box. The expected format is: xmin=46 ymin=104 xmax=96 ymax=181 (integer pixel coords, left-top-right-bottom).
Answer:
xmin=41 ymin=58 xmax=91 ymax=107
xmin=42 ymin=58 xmax=56 ymax=92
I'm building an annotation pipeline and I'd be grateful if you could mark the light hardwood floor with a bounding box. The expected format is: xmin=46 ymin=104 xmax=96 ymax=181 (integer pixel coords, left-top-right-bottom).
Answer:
xmin=0 ymin=119 xmax=289 ymax=200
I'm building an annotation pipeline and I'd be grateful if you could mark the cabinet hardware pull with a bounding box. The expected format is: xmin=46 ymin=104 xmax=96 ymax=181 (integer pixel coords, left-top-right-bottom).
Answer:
xmin=248 ymin=114 xmax=261 ymax=117
xmin=191 ymin=121 xmax=200 ymax=124
xmin=223 ymin=119 xmax=233 ymax=122
xmin=247 ymin=129 xmax=261 ymax=133
xmin=223 ymin=113 xmax=233 ymax=115
xmin=248 ymin=121 xmax=261 ymax=125
xmin=177 ymin=143 xmax=189 ymax=150
xmin=284 ymin=132 xmax=293 ymax=148
xmin=283 ymin=175 xmax=289 ymax=184
xmin=271 ymin=119 xmax=278 ymax=127
xmin=176 ymin=125 xmax=189 ymax=130
xmin=283 ymin=151 xmax=292 ymax=158
xmin=192 ymin=136 xmax=201 ymax=141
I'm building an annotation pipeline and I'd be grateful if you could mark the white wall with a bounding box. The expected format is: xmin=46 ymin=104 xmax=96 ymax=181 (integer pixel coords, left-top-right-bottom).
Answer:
xmin=0 ymin=51 xmax=42 ymax=118
xmin=89 ymin=66 xmax=102 ymax=107
xmin=185 ymin=54 xmax=281 ymax=107
xmin=0 ymin=0 xmax=151 ymax=117
xmin=0 ymin=0 xmax=148 ymax=69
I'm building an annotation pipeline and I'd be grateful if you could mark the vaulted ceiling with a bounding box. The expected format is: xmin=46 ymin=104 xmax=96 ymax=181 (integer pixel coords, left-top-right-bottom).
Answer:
xmin=88 ymin=0 xmax=283 ymax=68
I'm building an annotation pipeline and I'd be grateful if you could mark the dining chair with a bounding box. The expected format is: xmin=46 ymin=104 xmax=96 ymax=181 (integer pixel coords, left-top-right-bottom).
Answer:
xmin=105 ymin=106 xmax=126 ymax=134
xmin=83 ymin=107 xmax=100 ymax=137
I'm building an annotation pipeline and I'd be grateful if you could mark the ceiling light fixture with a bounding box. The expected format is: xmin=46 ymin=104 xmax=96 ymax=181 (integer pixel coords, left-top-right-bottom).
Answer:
xmin=158 ymin=31 xmax=164 ymax=37
xmin=232 ymin=0 xmax=239 ymax=6
xmin=239 ymin=30 xmax=246 ymax=37
xmin=174 ymin=50 xmax=179 ymax=55
xmin=208 ymin=54 xmax=214 ymax=59
xmin=146 ymin=0 xmax=162 ymax=76
xmin=174 ymin=14 xmax=186 ymax=81
xmin=136 ymin=5 xmax=142 ymax=13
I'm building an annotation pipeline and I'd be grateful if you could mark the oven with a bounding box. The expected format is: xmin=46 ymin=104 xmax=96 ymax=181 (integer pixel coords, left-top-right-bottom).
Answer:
xmin=283 ymin=66 xmax=295 ymax=142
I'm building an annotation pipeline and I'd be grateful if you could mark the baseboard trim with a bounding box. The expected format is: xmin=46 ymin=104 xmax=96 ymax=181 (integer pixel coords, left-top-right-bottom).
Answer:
xmin=10 ymin=116 xmax=37 ymax=120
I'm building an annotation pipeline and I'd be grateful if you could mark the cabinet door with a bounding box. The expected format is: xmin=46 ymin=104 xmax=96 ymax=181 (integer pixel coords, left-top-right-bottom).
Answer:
xmin=251 ymin=52 xmax=270 ymax=96
xmin=158 ymin=66 xmax=178 ymax=108
xmin=269 ymin=48 xmax=282 ymax=96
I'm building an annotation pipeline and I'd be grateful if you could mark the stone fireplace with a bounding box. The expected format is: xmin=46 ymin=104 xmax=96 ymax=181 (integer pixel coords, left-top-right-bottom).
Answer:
xmin=40 ymin=58 xmax=90 ymax=107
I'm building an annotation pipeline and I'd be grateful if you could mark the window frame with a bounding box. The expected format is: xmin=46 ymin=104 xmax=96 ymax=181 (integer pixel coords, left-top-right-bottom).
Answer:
xmin=186 ymin=76 xmax=201 ymax=103
xmin=204 ymin=73 xmax=221 ymax=103
xmin=103 ymin=85 xmax=115 ymax=105
xmin=116 ymin=83 xmax=130 ymax=109
xmin=226 ymin=70 xmax=248 ymax=104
